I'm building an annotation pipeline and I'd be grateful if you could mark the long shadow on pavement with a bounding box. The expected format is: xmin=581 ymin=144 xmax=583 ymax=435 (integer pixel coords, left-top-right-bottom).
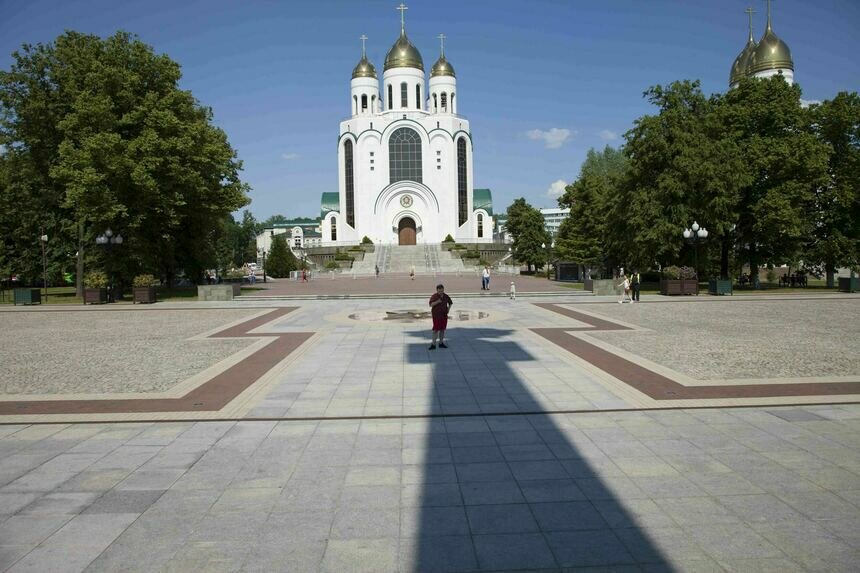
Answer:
xmin=404 ymin=327 xmax=673 ymax=572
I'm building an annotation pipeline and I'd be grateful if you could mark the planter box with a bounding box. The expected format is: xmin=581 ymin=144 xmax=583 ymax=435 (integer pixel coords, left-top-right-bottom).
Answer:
xmin=84 ymin=288 xmax=108 ymax=304
xmin=360 ymin=244 xmax=375 ymax=253
xmin=222 ymin=281 xmax=242 ymax=296
xmin=590 ymin=279 xmax=617 ymax=296
xmin=661 ymin=279 xmax=699 ymax=296
xmin=198 ymin=285 xmax=234 ymax=301
xmin=14 ymin=288 xmax=41 ymax=305
xmin=708 ymin=279 xmax=733 ymax=296
xmin=440 ymin=243 xmax=456 ymax=251
xmin=838 ymin=277 xmax=859 ymax=293
xmin=335 ymin=260 xmax=353 ymax=269
xmin=133 ymin=286 xmax=157 ymax=304
xmin=347 ymin=251 xmax=365 ymax=261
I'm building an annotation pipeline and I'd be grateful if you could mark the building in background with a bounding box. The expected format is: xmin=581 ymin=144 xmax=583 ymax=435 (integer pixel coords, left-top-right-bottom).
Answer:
xmin=540 ymin=207 xmax=570 ymax=238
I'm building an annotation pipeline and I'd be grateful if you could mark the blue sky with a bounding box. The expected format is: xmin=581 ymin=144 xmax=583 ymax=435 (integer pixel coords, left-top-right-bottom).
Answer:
xmin=2 ymin=0 xmax=858 ymax=220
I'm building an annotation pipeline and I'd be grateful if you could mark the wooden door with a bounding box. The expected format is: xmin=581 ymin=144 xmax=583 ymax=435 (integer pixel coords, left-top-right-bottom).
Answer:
xmin=398 ymin=218 xmax=416 ymax=245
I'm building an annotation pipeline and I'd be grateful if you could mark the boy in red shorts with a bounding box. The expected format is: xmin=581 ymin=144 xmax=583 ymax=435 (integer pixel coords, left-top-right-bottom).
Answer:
xmin=428 ymin=284 xmax=453 ymax=350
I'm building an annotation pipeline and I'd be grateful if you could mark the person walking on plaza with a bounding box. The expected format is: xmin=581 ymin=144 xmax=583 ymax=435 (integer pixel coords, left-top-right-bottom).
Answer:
xmin=428 ymin=284 xmax=453 ymax=350
xmin=631 ymin=269 xmax=641 ymax=302
xmin=617 ymin=269 xmax=631 ymax=304
xmin=482 ymin=266 xmax=491 ymax=290
xmin=410 ymin=265 xmax=415 ymax=280
xmin=509 ymin=280 xmax=516 ymax=300
xmin=375 ymin=264 xmax=379 ymax=278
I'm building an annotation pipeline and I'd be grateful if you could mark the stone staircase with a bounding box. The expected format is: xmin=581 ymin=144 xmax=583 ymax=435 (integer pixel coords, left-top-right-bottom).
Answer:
xmin=349 ymin=244 xmax=466 ymax=274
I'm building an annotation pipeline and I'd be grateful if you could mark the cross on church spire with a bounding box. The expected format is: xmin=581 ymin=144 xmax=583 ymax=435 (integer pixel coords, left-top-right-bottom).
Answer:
xmin=745 ymin=7 xmax=755 ymax=40
xmin=437 ymin=33 xmax=446 ymax=57
xmin=765 ymin=0 xmax=773 ymax=31
xmin=396 ymin=3 xmax=408 ymax=34
xmin=359 ymin=34 xmax=368 ymax=58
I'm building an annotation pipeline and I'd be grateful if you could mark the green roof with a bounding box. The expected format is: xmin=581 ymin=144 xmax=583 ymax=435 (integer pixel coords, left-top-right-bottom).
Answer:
xmin=321 ymin=192 xmax=340 ymax=219
xmin=473 ymin=188 xmax=493 ymax=216
xmin=273 ymin=218 xmax=319 ymax=228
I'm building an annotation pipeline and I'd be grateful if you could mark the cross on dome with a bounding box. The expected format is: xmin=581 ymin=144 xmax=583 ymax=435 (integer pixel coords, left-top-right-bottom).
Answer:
xmin=359 ymin=34 xmax=368 ymax=57
xmin=396 ymin=3 xmax=408 ymax=33
xmin=437 ymin=33 xmax=446 ymax=57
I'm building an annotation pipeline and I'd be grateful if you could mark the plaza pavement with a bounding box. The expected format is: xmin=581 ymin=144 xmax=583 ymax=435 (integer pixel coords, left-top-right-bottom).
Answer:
xmin=0 ymin=293 xmax=858 ymax=571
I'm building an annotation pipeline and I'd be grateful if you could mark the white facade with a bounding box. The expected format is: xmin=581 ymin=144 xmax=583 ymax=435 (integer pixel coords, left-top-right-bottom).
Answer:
xmin=322 ymin=21 xmax=492 ymax=246
xmin=540 ymin=207 xmax=571 ymax=237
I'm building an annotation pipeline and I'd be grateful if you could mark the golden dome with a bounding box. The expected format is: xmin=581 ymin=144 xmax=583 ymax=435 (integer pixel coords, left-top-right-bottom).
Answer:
xmin=352 ymin=55 xmax=377 ymax=79
xmin=431 ymin=55 xmax=455 ymax=78
xmin=730 ymin=10 xmax=756 ymax=85
xmin=748 ymin=4 xmax=793 ymax=74
xmin=384 ymin=31 xmax=424 ymax=72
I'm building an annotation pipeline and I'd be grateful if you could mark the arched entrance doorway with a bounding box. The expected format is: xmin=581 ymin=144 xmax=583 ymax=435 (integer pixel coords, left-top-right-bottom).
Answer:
xmin=398 ymin=217 xmax=416 ymax=245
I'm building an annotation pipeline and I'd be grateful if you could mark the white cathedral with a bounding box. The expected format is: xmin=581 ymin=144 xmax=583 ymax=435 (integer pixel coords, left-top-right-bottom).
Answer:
xmin=319 ymin=6 xmax=494 ymax=246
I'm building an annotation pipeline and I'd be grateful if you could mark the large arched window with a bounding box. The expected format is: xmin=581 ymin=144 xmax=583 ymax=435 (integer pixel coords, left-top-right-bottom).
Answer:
xmin=400 ymin=82 xmax=408 ymax=108
xmin=389 ymin=128 xmax=423 ymax=184
xmin=344 ymin=140 xmax=355 ymax=227
xmin=457 ymin=137 xmax=467 ymax=225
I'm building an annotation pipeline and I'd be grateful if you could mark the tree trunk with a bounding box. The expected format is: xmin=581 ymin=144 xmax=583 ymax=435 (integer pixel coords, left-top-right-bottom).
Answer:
xmin=749 ymin=243 xmax=761 ymax=289
xmin=720 ymin=234 xmax=730 ymax=280
xmin=825 ymin=262 xmax=835 ymax=288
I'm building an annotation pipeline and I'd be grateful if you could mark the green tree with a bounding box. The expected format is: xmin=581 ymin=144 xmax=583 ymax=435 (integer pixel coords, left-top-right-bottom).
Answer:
xmin=265 ymin=234 xmax=297 ymax=278
xmin=505 ymin=198 xmax=550 ymax=272
xmin=722 ymin=76 xmax=830 ymax=285
xmin=807 ymin=92 xmax=860 ymax=285
xmin=0 ymin=31 xmax=250 ymax=286
xmin=556 ymin=146 xmax=626 ymax=276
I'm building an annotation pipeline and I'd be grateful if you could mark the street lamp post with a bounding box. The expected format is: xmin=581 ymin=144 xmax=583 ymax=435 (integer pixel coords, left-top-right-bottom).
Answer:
xmin=96 ymin=228 xmax=123 ymax=302
xmin=261 ymin=249 xmax=267 ymax=283
xmin=682 ymin=221 xmax=708 ymax=279
xmin=40 ymin=228 xmax=48 ymax=303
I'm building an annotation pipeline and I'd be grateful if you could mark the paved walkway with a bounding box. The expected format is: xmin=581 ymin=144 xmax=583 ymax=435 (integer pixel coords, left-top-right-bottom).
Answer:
xmin=245 ymin=272 xmax=573 ymax=297
xmin=0 ymin=295 xmax=858 ymax=571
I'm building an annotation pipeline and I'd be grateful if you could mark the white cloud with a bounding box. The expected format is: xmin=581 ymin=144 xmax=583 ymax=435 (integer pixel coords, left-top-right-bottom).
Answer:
xmin=546 ymin=179 xmax=568 ymax=199
xmin=800 ymin=99 xmax=821 ymax=108
xmin=598 ymin=129 xmax=618 ymax=141
xmin=526 ymin=128 xmax=572 ymax=149
xmin=281 ymin=152 xmax=300 ymax=160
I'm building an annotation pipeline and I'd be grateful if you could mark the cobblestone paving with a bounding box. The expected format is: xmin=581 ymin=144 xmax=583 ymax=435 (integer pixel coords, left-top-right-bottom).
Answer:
xmin=0 ymin=309 xmax=256 ymax=395
xmin=0 ymin=405 xmax=857 ymax=572
xmin=584 ymin=298 xmax=860 ymax=380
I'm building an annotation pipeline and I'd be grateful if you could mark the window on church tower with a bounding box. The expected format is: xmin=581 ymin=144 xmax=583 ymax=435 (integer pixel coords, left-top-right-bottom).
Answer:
xmin=477 ymin=213 xmax=484 ymax=238
xmin=331 ymin=217 xmax=337 ymax=242
xmin=415 ymin=85 xmax=421 ymax=109
xmin=344 ymin=140 xmax=355 ymax=227
xmin=388 ymin=84 xmax=392 ymax=110
xmin=361 ymin=94 xmax=367 ymax=111
xmin=400 ymin=83 xmax=408 ymax=109
xmin=441 ymin=92 xmax=447 ymax=112
xmin=457 ymin=137 xmax=467 ymax=226
xmin=389 ymin=128 xmax=422 ymax=184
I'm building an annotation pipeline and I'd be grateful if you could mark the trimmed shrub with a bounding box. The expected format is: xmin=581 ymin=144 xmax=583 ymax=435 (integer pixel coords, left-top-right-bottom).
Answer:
xmin=84 ymin=271 xmax=108 ymax=288
xmin=324 ymin=260 xmax=339 ymax=270
xmin=442 ymin=234 xmax=455 ymax=243
xmin=132 ymin=274 xmax=158 ymax=287
xmin=361 ymin=236 xmax=373 ymax=244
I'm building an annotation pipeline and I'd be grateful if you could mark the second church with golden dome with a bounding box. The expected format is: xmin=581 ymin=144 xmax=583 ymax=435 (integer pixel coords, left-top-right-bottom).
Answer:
xmin=730 ymin=0 xmax=794 ymax=88
xmin=319 ymin=4 xmax=493 ymax=246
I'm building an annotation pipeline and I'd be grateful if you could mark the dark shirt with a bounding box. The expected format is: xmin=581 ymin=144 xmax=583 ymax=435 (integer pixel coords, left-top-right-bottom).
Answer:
xmin=429 ymin=293 xmax=452 ymax=319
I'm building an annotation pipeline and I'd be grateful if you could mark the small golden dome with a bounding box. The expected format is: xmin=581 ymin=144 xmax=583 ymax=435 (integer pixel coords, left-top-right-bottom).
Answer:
xmin=730 ymin=10 xmax=757 ymax=85
xmin=748 ymin=4 xmax=793 ymax=75
xmin=384 ymin=31 xmax=424 ymax=72
xmin=431 ymin=55 xmax=455 ymax=78
xmin=352 ymin=56 xmax=377 ymax=79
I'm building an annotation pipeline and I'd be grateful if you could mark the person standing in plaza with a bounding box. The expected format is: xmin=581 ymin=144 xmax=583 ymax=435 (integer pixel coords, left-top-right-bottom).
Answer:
xmin=617 ymin=269 xmax=631 ymax=304
xmin=375 ymin=264 xmax=379 ymax=278
xmin=482 ymin=266 xmax=491 ymax=290
xmin=631 ymin=269 xmax=641 ymax=302
xmin=410 ymin=265 xmax=415 ymax=280
xmin=428 ymin=284 xmax=453 ymax=350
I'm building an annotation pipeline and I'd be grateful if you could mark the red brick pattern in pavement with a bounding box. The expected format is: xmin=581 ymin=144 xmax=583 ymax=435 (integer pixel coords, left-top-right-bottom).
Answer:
xmin=533 ymin=303 xmax=860 ymax=400
xmin=0 ymin=308 xmax=312 ymax=416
